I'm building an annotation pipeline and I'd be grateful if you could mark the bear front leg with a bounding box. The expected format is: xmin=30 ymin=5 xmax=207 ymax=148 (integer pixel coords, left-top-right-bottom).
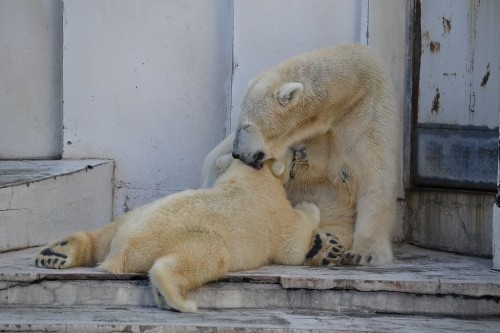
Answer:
xmin=343 ymin=187 xmax=395 ymax=266
xmin=273 ymin=202 xmax=320 ymax=265
xmin=304 ymin=222 xmax=353 ymax=267
xmin=200 ymin=133 xmax=235 ymax=188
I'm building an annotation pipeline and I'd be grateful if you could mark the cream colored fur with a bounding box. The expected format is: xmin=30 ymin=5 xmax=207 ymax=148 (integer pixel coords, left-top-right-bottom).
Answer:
xmin=201 ymin=45 xmax=400 ymax=266
xmin=35 ymin=158 xmax=320 ymax=312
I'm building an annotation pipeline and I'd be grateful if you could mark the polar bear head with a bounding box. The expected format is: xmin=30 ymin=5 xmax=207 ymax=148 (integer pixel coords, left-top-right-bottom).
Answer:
xmin=232 ymin=72 xmax=328 ymax=170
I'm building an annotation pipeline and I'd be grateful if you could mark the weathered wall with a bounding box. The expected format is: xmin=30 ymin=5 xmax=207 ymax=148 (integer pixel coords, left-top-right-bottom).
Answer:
xmin=0 ymin=0 xmax=63 ymax=159
xmin=2 ymin=0 xmax=408 ymax=223
xmin=406 ymin=0 xmax=499 ymax=258
xmin=62 ymin=0 xmax=233 ymax=216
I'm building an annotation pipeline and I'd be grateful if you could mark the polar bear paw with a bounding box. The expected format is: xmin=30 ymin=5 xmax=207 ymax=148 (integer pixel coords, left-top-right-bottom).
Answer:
xmin=34 ymin=232 xmax=90 ymax=269
xmin=34 ymin=239 xmax=72 ymax=269
xmin=305 ymin=232 xmax=345 ymax=267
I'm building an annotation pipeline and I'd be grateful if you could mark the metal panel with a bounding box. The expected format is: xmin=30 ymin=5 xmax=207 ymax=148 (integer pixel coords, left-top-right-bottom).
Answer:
xmin=417 ymin=0 xmax=499 ymax=128
xmin=413 ymin=0 xmax=500 ymax=190
xmin=413 ymin=125 xmax=497 ymax=190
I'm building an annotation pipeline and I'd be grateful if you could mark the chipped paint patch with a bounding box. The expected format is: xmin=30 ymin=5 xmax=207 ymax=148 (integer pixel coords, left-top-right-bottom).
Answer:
xmin=429 ymin=41 xmax=440 ymax=53
xmin=442 ymin=16 xmax=452 ymax=34
xmin=431 ymin=88 xmax=440 ymax=113
xmin=480 ymin=63 xmax=490 ymax=87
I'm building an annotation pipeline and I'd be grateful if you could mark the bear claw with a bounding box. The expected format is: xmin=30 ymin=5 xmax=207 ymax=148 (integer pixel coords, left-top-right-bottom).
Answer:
xmin=342 ymin=250 xmax=378 ymax=266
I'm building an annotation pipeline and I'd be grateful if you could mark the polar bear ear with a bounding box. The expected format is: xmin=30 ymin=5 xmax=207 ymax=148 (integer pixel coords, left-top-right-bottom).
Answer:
xmin=215 ymin=154 xmax=234 ymax=170
xmin=278 ymin=82 xmax=303 ymax=107
xmin=270 ymin=160 xmax=285 ymax=177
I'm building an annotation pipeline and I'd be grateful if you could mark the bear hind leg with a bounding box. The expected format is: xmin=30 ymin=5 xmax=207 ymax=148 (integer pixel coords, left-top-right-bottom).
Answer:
xmin=149 ymin=238 xmax=230 ymax=313
xmin=149 ymin=256 xmax=198 ymax=313
xmin=34 ymin=231 xmax=93 ymax=269
xmin=34 ymin=220 xmax=121 ymax=269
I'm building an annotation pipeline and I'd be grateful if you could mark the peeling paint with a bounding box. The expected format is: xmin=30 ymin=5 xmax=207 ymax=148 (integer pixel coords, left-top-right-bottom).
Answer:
xmin=442 ymin=17 xmax=452 ymax=34
xmin=480 ymin=63 xmax=490 ymax=87
xmin=429 ymin=41 xmax=440 ymax=53
xmin=431 ymin=88 xmax=440 ymax=113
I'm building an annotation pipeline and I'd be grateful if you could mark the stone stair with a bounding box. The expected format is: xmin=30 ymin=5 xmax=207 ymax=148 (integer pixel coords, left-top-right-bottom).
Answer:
xmin=1 ymin=159 xmax=499 ymax=331
xmin=0 ymin=159 xmax=113 ymax=252
xmin=1 ymin=244 xmax=499 ymax=332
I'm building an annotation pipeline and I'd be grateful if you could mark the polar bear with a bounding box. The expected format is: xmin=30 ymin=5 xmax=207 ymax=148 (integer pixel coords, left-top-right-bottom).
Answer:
xmin=201 ymin=45 xmax=400 ymax=267
xmin=34 ymin=157 xmax=320 ymax=313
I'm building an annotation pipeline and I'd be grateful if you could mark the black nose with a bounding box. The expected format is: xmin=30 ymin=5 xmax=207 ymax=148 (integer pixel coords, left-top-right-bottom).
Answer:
xmin=232 ymin=152 xmax=240 ymax=159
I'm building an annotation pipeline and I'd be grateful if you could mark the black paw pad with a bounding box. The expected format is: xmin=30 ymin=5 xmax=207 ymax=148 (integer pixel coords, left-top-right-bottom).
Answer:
xmin=305 ymin=234 xmax=323 ymax=259
xmin=331 ymin=247 xmax=341 ymax=253
xmin=328 ymin=252 xmax=337 ymax=259
xmin=40 ymin=248 xmax=68 ymax=259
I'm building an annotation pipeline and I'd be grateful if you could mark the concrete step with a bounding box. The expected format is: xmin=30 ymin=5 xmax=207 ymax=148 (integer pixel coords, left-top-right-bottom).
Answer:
xmin=0 ymin=159 xmax=113 ymax=252
xmin=1 ymin=305 xmax=499 ymax=333
xmin=1 ymin=245 xmax=499 ymax=317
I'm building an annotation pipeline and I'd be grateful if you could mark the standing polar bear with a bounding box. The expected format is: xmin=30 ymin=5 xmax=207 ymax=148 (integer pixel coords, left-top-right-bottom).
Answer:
xmin=202 ymin=45 xmax=400 ymax=266
xmin=34 ymin=158 xmax=320 ymax=312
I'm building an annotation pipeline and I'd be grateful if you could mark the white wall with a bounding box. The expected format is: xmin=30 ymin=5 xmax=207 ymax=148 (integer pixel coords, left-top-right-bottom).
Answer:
xmin=62 ymin=0 xmax=233 ymax=216
xmin=1 ymin=0 xmax=407 ymax=221
xmin=0 ymin=0 xmax=62 ymax=159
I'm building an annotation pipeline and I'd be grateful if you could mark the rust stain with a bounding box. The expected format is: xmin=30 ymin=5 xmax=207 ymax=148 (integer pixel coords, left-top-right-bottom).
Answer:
xmin=442 ymin=17 xmax=452 ymax=34
xmin=429 ymin=41 xmax=440 ymax=53
xmin=480 ymin=63 xmax=490 ymax=87
xmin=422 ymin=31 xmax=430 ymax=40
xmin=431 ymin=88 xmax=440 ymax=114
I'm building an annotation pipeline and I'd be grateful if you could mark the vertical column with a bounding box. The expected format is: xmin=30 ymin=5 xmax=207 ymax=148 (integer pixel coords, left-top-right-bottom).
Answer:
xmin=0 ymin=0 xmax=63 ymax=159
xmin=493 ymin=119 xmax=500 ymax=270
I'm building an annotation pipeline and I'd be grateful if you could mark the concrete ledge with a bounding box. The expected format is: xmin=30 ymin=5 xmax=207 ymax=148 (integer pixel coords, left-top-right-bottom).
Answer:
xmin=1 ymin=245 xmax=499 ymax=317
xmin=1 ymin=305 xmax=500 ymax=333
xmin=406 ymin=189 xmax=495 ymax=257
xmin=0 ymin=159 xmax=113 ymax=252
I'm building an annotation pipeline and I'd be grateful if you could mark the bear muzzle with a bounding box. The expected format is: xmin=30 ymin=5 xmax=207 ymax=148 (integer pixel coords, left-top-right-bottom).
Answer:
xmin=232 ymin=150 xmax=265 ymax=170
xmin=232 ymin=125 xmax=267 ymax=170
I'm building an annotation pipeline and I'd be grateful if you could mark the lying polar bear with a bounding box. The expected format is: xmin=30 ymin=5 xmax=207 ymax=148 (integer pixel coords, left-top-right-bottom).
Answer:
xmin=34 ymin=157 xmax=320 ymax=312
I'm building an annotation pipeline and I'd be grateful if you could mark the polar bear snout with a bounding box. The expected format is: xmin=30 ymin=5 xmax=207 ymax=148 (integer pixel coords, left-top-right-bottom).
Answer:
xmin=233 ymin=124 xmax=268 ymax=170
xmin=232 ymin=150 xmax=265 ymax=170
